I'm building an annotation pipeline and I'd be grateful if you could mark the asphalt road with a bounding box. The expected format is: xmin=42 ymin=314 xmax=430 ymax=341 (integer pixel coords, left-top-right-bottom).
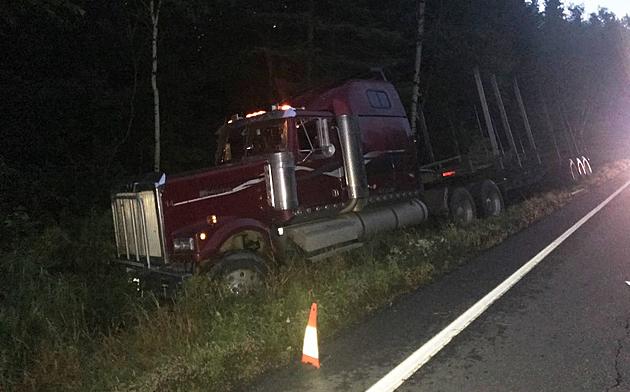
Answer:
xmin=251 ymin=176 xmax=630 ymax=392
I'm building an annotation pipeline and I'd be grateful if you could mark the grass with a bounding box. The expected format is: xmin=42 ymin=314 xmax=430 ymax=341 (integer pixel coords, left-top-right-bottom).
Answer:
xmin=3 ymin=159 xmax=630 ymax=391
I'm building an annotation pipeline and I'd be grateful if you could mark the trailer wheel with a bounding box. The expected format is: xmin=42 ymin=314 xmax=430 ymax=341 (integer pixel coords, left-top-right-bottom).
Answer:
xmin=581 ymin=156 xmax=593 ymax=176
xmin=449 ymin=187 xmax=476 ymax=225
xmin=212 ymin=251 xmax=267 ymax=295
xmin=577 ymin=159 xmax=586 ymax=177
xmin=473 ymin=180 xmax=504 ymax=218
xmin=569 ymin=159 xmax=579 ymax=182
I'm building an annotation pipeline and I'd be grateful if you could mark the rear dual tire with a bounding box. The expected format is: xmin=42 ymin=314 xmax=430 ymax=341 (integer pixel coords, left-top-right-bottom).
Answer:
xmin=449 ymin=187 xmax=476 ymax=225
xmin=472 ymin=180 xmax=504 ymax=218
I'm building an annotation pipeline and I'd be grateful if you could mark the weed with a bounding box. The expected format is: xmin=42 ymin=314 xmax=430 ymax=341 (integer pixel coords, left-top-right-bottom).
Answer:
xmin=3 ymin=159 xmax=630 ymax=391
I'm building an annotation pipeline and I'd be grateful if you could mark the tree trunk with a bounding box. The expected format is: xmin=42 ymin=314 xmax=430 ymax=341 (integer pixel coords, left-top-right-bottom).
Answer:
xmin=409 ymin=0 xmax=434 ymax=162
xmin=150 ymin=0 xmax=161 ymax=173
xmin=306 ymin=0 xmax=315 ymax=86
xmin=409 ymin=0 xmax=425 ymax=136
xmin=105 ymin=14 xmax=140 ymax=177
xmin=540 ymin=92 xmax=562 ymax=162
xmin=262 ymin=47 xmax=277 ymax=102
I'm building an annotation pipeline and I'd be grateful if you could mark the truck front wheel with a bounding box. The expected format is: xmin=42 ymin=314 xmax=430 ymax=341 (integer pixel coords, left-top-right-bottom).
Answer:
xmin=212 ymin=251 xmax=267 ymax=295
xmin=449 ymin=187 xmax=476 ymax=225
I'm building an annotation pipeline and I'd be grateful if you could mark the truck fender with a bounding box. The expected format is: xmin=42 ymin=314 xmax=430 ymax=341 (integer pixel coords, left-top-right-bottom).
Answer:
xmin=423 ymin=186 xmax=449 ymax=215
xmin=198 ymin=218 xmax=273 ymax=264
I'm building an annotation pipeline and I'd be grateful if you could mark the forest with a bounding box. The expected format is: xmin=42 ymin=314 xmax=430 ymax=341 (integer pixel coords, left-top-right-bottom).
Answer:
xmin=2 ymin=0 xmax=629 ymax=221
xmin=1 ymin=0 xmax=629 ymax=389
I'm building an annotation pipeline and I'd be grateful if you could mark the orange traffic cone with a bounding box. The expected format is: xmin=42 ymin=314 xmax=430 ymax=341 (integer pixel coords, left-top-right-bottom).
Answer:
xmin=301 ymin=303 xmax=320 ymax=368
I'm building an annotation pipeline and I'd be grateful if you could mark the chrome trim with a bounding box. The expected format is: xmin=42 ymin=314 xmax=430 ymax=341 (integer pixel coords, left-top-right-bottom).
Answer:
xmin=114 ymin=259 xmax=193 ymax=279
xmin=137 ymin=200 xmax=151 ymax=268
xmin=172 ymin=177 xmax=265 ymax=206
xmin=111 ymin=192 xmax=165 ymax=267
xmin=120 ymin=202 xmax=130 ymax=259
xmin=129 ymin=200 xmax=140 ymax=262
xmin=111 ymin=200 xmax=121 ymax=258
xmin=264 ymin=163 xmax=275 ymax=207
xmin=154 ymin=186 xmax=169 ymax=264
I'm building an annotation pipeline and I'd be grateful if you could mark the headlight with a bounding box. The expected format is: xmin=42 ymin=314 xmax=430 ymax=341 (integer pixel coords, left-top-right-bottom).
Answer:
xmin=173 ymin=237 xmax=195 ymax=252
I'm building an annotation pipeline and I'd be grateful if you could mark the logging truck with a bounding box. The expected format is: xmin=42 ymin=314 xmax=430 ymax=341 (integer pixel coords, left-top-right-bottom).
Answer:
xmin=111 ymin=74 xmax=589 ymax=292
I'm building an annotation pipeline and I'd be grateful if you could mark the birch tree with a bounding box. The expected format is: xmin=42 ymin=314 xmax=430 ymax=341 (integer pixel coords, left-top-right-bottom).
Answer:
xmin=149 ymin=0 xmax=162 ymax=172
xmin=409 ymin=0 xmax=434 ymax=162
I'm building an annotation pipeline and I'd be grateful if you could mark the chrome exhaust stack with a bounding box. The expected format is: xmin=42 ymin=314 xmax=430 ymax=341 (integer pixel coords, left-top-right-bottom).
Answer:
xmin=337 ymin=114 xmax=369 ymax=212
xmin=264 ymin=151 xmax=299 ymax=211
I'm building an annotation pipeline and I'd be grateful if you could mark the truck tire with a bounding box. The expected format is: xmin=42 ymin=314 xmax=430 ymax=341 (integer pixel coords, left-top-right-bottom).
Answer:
xmin=213 ymin=251 xmax=267 ymax=295
xmin=449 ymin=187 xmax=476 ymax=225
xmin=577 ymin=159 xmax=586 ymax=177
xmin=581 ymin=156 xmax=593 ymax=176
xmin=473 ymin=180 xmax=504 ymax=218
xmin=569 ymin=159 xmax=579 ymax=182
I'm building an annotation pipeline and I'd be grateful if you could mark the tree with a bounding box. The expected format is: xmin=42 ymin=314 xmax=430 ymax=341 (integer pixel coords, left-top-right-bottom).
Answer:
xmin=544 ymin=0 xmax=564 ymax=21
xmin=409 ymin=0 xmax=434 ymax=162
xmin=149 ymin=0 xmax=162 ymax=172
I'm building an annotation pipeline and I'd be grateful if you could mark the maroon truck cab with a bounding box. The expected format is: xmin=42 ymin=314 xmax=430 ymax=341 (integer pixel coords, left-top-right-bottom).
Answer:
xmin=111 ymin=79 xmax=428 ymax=290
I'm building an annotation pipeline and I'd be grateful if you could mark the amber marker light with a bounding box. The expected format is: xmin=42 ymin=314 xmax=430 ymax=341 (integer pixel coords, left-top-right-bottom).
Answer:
xmin=207 ymin=214 xmax=218 ymax=225
xmin=245 ymin=110 xmax=266 ymax=118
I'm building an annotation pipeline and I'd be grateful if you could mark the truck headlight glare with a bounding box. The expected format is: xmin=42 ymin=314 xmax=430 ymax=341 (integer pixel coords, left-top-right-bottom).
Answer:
xmin=173 ymin=237 xmax=195 ymax=252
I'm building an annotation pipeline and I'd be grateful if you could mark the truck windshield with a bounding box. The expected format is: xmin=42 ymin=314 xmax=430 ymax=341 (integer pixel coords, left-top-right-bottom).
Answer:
xmin=217 ymin=119 xmax=289 ymax=165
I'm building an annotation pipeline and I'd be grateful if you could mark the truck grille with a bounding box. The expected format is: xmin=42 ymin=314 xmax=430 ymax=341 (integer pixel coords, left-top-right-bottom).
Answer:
xmin=111 ymin=190 xmax=166 ymax=268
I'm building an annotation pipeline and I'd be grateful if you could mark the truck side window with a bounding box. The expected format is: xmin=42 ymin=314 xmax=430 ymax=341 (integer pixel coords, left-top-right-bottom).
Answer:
xmin=366 ymin=90 xmax=391 ymax=109
xmin=297 ymin=119 xmax=319 ymax=154
xmin=247 ymin=123 xmax=287 ymax=156
xmin=222 ymin=128 xmax=247 ymax=163
xmin=218 ymin=120 xmax=288 ymax=164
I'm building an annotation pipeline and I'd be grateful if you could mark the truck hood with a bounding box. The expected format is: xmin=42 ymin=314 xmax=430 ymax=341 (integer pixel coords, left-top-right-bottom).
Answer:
xmin=163 ymin=159 xmax=267 ymax=208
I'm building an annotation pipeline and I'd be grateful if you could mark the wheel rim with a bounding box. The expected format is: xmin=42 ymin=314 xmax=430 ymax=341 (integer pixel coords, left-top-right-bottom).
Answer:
xmin=224 ymin=268 xmax=262 ymax=294
xmin=484 ymin=194 xmax=502 ymax=216
xmin=569 ymin=159 xmax=578 ymax=181
xmin=454 ymin=199 xmax=474 ymax=223
xmin=582 ymin=157 xmax=593 ymax=175
xmin=577 ymin=160 xmax=585 ymax=176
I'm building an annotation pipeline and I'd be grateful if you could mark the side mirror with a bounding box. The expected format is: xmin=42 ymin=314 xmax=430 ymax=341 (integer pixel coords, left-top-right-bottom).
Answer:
xmin=320 ymin=144 xmax=336 ymax=158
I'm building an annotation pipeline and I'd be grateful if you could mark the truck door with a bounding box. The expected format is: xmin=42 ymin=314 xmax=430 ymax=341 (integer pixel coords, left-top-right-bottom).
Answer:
xmin=294 ymin=117 xmax=345 ymax=212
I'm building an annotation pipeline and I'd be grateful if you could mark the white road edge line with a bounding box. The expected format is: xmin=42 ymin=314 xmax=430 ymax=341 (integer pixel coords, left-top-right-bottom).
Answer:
xmin=366 ymin=179 xmax=630 ymax=392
